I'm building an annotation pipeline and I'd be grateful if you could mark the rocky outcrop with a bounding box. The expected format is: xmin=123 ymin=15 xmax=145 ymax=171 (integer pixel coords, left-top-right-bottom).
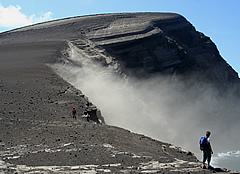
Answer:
xmin=83 ymin=13 xmax=239 ymax=89
xmin=1 ymin=13 xmax=239 ymax=88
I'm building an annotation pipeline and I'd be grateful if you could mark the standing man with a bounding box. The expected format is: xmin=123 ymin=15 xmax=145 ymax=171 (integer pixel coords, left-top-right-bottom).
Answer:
xmin=200 ymin=131 xmax=213 ymax=169
xmin=72 ymin=108 xmax=76 ymax=120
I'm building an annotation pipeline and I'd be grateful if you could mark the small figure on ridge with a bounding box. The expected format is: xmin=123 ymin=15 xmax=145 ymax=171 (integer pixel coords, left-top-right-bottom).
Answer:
xmin=72 ymin=108 xmax=76 ymax=120
xmin=86 ymin=113 xmax=90 ymax=122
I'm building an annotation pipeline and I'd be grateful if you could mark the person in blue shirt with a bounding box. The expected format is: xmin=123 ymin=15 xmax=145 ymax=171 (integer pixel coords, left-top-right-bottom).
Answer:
xmin=202 ymin=131 xmax=213 ymax=169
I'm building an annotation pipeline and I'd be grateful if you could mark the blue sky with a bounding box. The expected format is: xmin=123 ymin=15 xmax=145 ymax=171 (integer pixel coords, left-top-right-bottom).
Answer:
xmin=0 ymin=0 xmax=239 ymax=75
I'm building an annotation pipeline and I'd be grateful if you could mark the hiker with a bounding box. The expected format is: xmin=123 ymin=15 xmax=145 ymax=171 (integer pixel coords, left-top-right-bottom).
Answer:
xmin=72 ymin=108 xmax=76 ymax=120
xmin=200 ymin=131 xmax=213 ymax=169
xmin=86 ymin=113 xmax=90 ymax=122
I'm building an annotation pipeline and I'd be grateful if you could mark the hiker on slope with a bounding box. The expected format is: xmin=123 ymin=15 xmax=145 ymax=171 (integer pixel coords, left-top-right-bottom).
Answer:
xmin=86 ymin=113 xmax=90 ymax=122
xmin=200 ymin=131 xmax=213 ymax=169
xmin=72 ymin=108 xmax=76 ymax=120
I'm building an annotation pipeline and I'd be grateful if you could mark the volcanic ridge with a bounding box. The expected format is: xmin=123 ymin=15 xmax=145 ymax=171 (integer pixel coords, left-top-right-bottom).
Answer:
xmin=0 ymin=13 xmax=239 ymax=173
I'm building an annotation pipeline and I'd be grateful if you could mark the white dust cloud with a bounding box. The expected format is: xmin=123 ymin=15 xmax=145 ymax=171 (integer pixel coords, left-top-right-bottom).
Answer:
xmin=51 ymin=46 xmax=240 ymax=170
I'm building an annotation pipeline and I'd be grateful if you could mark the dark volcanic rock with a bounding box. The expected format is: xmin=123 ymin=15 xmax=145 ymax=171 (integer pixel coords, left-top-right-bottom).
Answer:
xmin=0 ymin=13 xmax=239 ymax=173
xmin=85 ymin=13 xmax=239 ymax=88
xmin=1 ymin=13 xmax=239 ymax=87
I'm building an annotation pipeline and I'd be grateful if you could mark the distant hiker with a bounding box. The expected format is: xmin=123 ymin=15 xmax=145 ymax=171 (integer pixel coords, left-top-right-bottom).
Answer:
xmin=72 ymin=108 xmax=76 ymax=120
xmin=199 ymin=131 xmax=213 ymax=169
xmin=86 ymin=113 xmax=90 ymax=122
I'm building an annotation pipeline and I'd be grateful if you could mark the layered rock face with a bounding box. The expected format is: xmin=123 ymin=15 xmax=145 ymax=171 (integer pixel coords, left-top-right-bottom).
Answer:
xmin=1 ymin=13 xmax=239 ymax=87
xmin=84 ymin=13 xmax=239 ymax=88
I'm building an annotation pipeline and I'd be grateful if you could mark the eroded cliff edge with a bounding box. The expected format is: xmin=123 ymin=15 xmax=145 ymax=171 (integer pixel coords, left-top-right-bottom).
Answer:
xmin=2 ymin=12 xmax=239 ymax=87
